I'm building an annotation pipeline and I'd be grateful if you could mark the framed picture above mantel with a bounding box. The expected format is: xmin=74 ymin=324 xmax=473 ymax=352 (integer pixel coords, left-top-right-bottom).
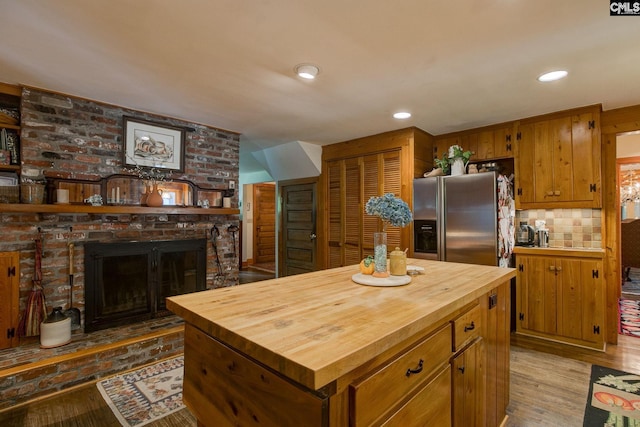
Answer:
xmin=123 ymin=117 xmax=185 ymax=172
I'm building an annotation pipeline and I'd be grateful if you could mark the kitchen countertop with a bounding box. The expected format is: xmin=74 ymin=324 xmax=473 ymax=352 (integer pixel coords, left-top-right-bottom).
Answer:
xmin=166 ymin=259 xmax=515 ymax=390
xmin=513 ymin=246 xmax=605 ymax=258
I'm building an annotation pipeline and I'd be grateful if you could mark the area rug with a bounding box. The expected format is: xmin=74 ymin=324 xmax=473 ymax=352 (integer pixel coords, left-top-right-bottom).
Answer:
xmin=619 ymin=299 xmax=640 ymax=337
xmin=584 ymin=364 xmax=640 ymax=426
xmin=96 ymin=355 xmax=185 ymax=426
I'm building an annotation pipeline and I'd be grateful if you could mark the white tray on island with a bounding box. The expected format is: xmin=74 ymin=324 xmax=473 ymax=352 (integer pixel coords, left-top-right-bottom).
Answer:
xmin=351 ymin=273 xmax=411 ymax=287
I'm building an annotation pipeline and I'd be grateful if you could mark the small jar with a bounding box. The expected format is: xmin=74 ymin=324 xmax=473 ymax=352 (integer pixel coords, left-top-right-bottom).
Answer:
xmin=389 ymin=247 xmax=407 ymax=276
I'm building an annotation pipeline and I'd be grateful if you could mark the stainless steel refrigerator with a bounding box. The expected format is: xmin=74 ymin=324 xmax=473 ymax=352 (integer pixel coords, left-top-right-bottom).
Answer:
xmin=413 ymin=172 xmax=500 ymax=266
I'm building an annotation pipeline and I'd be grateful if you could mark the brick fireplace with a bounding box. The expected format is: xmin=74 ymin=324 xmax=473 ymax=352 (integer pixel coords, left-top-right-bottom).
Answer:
xmin=0 ymin=86 xmax=242 ymax=404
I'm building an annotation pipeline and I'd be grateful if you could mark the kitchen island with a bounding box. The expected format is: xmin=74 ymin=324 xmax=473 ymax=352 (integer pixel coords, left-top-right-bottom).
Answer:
xmin=167 ymin=259 xmax=515 ymax=427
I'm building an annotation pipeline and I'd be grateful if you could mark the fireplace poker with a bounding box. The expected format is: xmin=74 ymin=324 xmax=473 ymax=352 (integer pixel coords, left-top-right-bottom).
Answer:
xmin=210 ymin=225 xmax=224 ymax=278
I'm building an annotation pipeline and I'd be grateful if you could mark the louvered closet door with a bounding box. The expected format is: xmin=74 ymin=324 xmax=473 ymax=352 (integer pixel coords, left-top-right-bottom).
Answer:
xmin=362 ymin=154 xmax=380 ymax=256
xmin=326 ymin=158 xmax=362 ymax=268
xmin=382 ymin=151 xmax=402 ymax=251
xmin=343 ymin=158 xmax=362 ymax=266
xmin=327 ymin=160 xmax=344 ymax=268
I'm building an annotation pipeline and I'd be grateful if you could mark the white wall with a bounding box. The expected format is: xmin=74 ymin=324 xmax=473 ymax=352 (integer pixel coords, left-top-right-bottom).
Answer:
xmin=618 ymin=132 xmax=640 ymax=158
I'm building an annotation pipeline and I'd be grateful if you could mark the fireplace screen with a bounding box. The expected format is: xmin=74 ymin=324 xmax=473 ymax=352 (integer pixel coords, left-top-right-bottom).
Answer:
xmin=84 ymin=239 xmax=207 ymax=332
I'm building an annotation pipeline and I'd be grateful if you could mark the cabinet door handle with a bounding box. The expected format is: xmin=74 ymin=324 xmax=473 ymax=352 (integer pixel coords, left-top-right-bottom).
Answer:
xmin=458 ymin=366 xmax=465 ymax=374
xmin=405 ymin=359 xmax=424 ymax=377
xmin=549 ymin=266 xmax=556 ymax=271
xmin=556 ymin=266 xmax=562 ymax=272
xmin=464 ymin=321 xmax=475 ymax=332
xmin=546 ymin=191 xmax=554 ymax=196
xmin=554 ymin=190 xmax=561 ymax=196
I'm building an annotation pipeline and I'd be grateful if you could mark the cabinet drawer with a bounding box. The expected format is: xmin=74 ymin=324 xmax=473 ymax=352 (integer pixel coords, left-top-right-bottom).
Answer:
xmin=452 ymin=303 xmax=481 ymax=352
xmin=350 ymin=323 xmax=452 ymax=426
xmin=382 ymin=364 xmax=452 ymax=427
xmin=183 ymin=324 xmax=328 ymax=427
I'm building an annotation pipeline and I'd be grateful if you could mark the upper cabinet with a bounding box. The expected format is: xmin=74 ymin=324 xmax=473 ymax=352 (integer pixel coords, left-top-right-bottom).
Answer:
xmin=434 ymin=122 xmax=515 ymax=165
xmin=0 ymin=83 xmax=21 ymax=171
xmin=515 ymin=105 xmax=601 ymax=209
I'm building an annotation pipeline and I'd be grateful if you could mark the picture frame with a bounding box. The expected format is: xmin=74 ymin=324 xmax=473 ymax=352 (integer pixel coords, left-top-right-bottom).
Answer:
xmin=123 ymin=116 xmax=185 ymax=172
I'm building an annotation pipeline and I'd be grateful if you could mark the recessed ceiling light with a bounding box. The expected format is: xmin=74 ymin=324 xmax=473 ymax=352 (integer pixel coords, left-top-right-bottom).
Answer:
xmin=295 ymin=64 xmax=320 ymax=80
xmin=393 ymin=112 xmax=411 ymax=119
xmin=537 ymin=70 xmax=568 ymax=82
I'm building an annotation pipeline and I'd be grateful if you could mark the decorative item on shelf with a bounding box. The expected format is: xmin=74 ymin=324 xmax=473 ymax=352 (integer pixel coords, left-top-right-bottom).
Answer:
xmin=467 ymin=164 xmax=479 ymax=174
xmin=146 ymin=183 xmax=164 ymax=207
xmin=365 ymin=193 xmax=413 ymax=277
xmin=84 ymin=194 xmax=103 ymax=206
xmin=20 ymin=168 xmax=46 ymax=204
xmin=448 ymin=145 xmax=473 ymax=176
xmin=123 ymin=159 xmax=170 ymax=206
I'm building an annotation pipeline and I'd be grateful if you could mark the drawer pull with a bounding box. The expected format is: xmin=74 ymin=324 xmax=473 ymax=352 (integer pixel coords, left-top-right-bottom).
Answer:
xmin=405 ymin=359 xmax=424 ymax=377
xmin=464 ymin=321 xmax=475 ymax=332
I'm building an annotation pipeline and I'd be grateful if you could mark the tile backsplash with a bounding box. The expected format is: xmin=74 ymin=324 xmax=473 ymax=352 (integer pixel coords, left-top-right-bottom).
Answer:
xmin=515 ymin=209 xmax=602 ymax=249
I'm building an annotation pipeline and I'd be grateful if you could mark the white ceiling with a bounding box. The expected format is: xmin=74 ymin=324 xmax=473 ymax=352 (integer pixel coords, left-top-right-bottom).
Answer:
xmin=2 ymin=1 xmax=639 ymax=175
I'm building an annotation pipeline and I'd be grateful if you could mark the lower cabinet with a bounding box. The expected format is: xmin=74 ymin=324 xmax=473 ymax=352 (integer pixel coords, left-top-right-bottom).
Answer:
xmin=0 ymin=251 xmax=19 ymax=349
xmin=181 ymin=281 xmax=511 ymax=427
xmin=452 ymin=338 xmax=486 ymax=427
xmin=516 ymin=252 xmax=605 ymax=349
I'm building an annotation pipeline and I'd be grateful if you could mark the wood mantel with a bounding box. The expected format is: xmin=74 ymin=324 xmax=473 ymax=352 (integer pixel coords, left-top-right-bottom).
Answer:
xmin=0 ymin=203 xmax=239 ymax=215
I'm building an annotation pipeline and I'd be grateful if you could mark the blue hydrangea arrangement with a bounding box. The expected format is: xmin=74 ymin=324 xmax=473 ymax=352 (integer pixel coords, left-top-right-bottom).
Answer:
xmin=365 ymin=193 xmax=413 ymax=229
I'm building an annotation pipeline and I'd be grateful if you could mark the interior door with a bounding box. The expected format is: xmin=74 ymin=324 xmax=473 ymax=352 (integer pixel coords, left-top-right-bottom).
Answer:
xmin=279 ymin=179 xmax=317 ymax=276
xmin=253 ymin=183 xmax=276 ymax=264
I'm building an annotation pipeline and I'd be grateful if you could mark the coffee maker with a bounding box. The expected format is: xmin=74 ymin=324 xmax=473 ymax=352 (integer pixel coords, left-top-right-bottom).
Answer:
xmin=516 ymin=222 xmax=535 ymax=246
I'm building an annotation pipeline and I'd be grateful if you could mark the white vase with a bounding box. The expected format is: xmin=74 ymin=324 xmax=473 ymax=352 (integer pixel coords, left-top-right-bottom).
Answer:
xmin=451 ymin=158 xmax=467 ymax=176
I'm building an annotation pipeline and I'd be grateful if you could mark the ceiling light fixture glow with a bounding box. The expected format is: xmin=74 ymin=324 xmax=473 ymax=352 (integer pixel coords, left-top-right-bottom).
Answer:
xmin=295 ymin=64 xmax=320 ymax=80
xmin=393 ymin=112 xmax=411 ymax=119
xmin=537 ymin=70 xmax=568 ymax=82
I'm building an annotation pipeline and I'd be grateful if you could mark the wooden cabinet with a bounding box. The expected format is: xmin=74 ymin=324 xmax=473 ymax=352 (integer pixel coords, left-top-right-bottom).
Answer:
xmin=0 ymin=251 xmax=20 ymax=349
xmin=321 ymin=127 xmax=433 ymax=268
xmin=515 ymin=105 xmax=601 ymax=209
xmin=434 ymin=123 xmax=514 ymax=166
xmin=452 ymin=338 xmax=485 ymax=427
xmin=515 ymin=250 xmax=605 ymax=349
xmin=169 ymin=265 xmax=514 ymax=427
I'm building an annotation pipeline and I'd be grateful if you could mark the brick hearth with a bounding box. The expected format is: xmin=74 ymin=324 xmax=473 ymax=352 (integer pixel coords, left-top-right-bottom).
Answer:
xmin=0 ymin=316 xmax=185 ymax=409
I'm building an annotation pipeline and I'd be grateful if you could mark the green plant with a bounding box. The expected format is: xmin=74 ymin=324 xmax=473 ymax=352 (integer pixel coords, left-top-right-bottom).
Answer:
xmin=434 ymin=154 xmax=450 ymax=174
xmin=448 ymin=145 xmax=473 ymax=163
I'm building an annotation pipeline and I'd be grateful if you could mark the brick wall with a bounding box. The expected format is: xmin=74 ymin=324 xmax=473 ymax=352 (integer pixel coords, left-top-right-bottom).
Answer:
xmin=2 ymin=87 xmax=241 ymax=335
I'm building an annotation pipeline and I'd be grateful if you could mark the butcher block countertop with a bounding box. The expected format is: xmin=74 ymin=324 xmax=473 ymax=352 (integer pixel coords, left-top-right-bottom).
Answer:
xmin=166 ymin=259 xmax=515 ymax=391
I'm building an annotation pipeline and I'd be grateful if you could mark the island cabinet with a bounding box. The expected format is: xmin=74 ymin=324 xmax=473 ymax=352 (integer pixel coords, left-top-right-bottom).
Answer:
xmin=515 ymin=105 xmax=602 ymax=209
xmin=167 ymin=259 xmax=515 ymax=427
xmin=514 ymin=247 xmax=605 ymax=350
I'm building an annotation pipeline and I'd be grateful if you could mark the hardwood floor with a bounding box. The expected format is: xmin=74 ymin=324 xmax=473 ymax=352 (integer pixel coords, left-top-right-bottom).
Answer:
xmin=2 ymin=333 xmax=640 ymax=426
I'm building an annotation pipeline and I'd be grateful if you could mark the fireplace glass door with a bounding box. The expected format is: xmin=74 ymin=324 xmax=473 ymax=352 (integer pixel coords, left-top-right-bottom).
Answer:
xmin=85 ymin=239 xmax=207 ymax=332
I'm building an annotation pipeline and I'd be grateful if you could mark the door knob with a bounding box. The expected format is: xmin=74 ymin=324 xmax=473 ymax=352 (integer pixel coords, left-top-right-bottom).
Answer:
xmin=309 ymin=233 xmax=317 ymax=240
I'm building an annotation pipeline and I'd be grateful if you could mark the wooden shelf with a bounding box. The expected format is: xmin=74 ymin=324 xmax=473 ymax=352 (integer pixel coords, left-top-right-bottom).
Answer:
xmin=0 ymin=203 xmax=240 ymax=215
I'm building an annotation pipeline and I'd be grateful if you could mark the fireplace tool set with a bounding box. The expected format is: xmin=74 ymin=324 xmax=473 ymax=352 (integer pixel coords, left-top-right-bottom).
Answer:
xmin=211 ymin=223 xmax=239 ymax=287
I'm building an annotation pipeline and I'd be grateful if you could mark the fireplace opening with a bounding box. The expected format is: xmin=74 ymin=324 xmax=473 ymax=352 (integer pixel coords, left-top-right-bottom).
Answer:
xmin=84 ymin=238 xmax=207 ymax=332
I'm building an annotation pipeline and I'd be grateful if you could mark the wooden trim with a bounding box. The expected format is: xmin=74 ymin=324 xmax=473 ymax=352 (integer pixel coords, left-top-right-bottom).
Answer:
xmin=519 ymin=104 xmax=602 ymax=125
xmin=601 ymin=104 xmax=640 ymax=345
xmin=0 ymin=325 xmax=183 ymax=377
xmin=0 ymin=82 xmax=21 ymax=97
xmin=0 ymin=203 xmax=239 ymax=215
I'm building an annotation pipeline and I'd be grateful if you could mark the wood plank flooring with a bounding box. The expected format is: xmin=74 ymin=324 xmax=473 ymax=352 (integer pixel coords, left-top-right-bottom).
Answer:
xmin=2 ymin=333 xmax=640 ymax=426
